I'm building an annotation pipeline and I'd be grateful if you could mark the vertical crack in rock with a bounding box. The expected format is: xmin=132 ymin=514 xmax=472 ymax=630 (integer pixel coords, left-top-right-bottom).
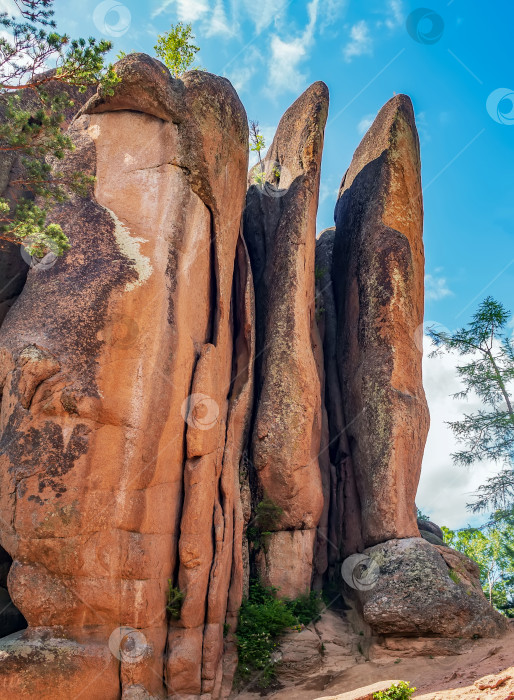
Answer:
xmin=314 ymin=227 xmax=364 ymax=577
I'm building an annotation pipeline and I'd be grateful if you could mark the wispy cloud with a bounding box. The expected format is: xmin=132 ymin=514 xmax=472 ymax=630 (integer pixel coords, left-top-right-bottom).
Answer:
xmin=151 ymin=0 xmax=210 ymax=21
xmin=385 ymin=0 xmax=404 ymax=29
xmin=319 ymin=0 xmax=349 ymax=32
xmin=319 ymin=179 xmax=339 ymax=206
xmin=241 ymin=0 xmax=288 ymax=34
xmin=416 ymin=110 xmax=431 ymax=144
xmin=425 ymin=271 xmax=453 ymax=301
xmin=357 ymin=113 xmax=374 ymax=135
xmin=226 ymin=46 xmax=263 ymax=93
xmin=343 ymin=20 xmax=373 ymax=62
xmin=204 ymin=0 xmax=236 ymax=37
xmin=266 ymin=0 xmax=319 ymax=96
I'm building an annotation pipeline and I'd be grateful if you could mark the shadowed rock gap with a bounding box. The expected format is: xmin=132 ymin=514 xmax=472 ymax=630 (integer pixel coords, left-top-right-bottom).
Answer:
xmin=0 ymin=546 xmax=26 ymax=639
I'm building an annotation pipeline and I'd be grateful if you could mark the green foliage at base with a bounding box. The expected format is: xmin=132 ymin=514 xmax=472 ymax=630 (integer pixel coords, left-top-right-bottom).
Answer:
xmin=372 ymin=681 xmax=416 ymax=699
xmin=235 ymin=580 xmax=323 ymax=688
xmin=285 ymin=590 xmax=323 ymax=625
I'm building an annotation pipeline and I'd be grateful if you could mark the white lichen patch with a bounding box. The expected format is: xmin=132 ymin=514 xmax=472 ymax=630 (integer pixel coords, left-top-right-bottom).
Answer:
xmin=103 ymin=206 xmax=153 ymax=292
xmin=87 ymin=123 xmax=101 ymax=140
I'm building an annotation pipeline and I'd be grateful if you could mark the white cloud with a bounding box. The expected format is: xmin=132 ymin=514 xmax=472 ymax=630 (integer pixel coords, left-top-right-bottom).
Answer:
xmin=204 ymin=0 xmax=236 ymax=37
xmin=319 ymin=179 xmax=339 ymax=206
xmin=226 ymin=46 xmax=263 ymax=93
xmin=343 ymin=20 xmax=373 ymax=62
xmin=266 ymin=0 xmax=319 ymax=96
xmin=241 ymin=0 xmax=288 ymax=34
xmin=385 ymin=0 xmax=404 ymax=29
xmin=417 ymin=339 xmax=503 ymax=529
xmin=425 ymin=272 xmax=453 ymax=301
xmin=319 ymin=0 xmax=349 ymax=31
xmin=152 ymin=0 xmax=210 ymax=21
xmin=357 ymin=113 xmax=374 ymax=135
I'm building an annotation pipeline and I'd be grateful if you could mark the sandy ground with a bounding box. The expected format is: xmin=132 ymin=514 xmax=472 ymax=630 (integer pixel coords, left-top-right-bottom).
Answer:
xmin=233 ymin=622 xmax=514 ymax=700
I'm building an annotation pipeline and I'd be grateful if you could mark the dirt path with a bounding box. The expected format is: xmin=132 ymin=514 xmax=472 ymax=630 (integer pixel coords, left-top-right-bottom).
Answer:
xmin=232 ymin=615 xmax=514 ymax=700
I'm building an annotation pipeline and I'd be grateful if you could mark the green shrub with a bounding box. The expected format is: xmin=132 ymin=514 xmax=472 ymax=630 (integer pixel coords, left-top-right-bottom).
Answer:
xmin=236 ymin=579 xmax=297 ymax=687
xmin=373 ymin=681 xmax=416 ymax=699
xmin=166 ymin=581 xmax=185 ymax=619
xmin=285 ymin=590 xmax=323 ymax=625
xmin=255 ymin=498 xmax=283 ymax=532
xmin=235 ymin=580 xmax=326 ymax=687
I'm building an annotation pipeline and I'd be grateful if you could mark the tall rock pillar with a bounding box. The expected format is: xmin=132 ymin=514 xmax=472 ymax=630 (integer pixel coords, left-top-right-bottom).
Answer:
xmin=332 ymin=94 xmax=430 ymax=548
xmin=244 ymin=82 xmax=328 ymax=597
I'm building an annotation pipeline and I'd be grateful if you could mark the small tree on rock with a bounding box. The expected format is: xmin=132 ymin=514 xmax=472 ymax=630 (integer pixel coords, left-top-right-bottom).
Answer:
xmin=0 ymin=0 xmax=119 ymax=257
xmin=154 ymin=22 xmax=200 ymax=77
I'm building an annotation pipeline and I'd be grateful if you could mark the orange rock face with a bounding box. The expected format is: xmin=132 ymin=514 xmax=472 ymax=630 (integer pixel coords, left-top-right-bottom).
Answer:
xmin=331 ymin=95 xmax=430 ymax=549
xmin=243 ymin=82 xmax=329 ymax=597
xmin=0 ymin=60 xmax=506 ymax=698
xmin=0 ymin=54 xmax=252 ymax=698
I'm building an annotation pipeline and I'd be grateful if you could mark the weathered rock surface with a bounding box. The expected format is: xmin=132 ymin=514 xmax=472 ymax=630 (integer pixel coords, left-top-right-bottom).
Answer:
xmin=0 ymin=629 xmax=119 ymax=700
xmin=244 ymin=81 xmax=328 ymax=597
xmin=331 ymin=94 xmax=430 ymax=548
xmin=420 ymin=530 xmax=446 ymax=546
xmin=0 ymin=57 xmax=507 ymax=699
xmin=315 ymin=227 xmax=364 ymax=572
xmin=356 ymin=538 xmax=508 ymax=638
xmin=417 ymin=518 xmax=445 ymax=541
xmin=0 ymin=53 xmax=251 ymax=699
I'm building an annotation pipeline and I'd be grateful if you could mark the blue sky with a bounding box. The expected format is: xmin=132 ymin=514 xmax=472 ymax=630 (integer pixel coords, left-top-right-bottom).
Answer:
xmin=50 ymin=0 xmax=514 ymax=527
xmin=52 ymin=0 xmax=514 ymax=333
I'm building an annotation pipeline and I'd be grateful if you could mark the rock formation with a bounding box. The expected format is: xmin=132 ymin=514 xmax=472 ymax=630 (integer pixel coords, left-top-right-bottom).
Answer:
xmin=243 ymin=81 xmax=328 ymax=598
xmin=0 ymin=55 xmax=507 ymax=700
xmin=0 ymin=54 xmax=251 ymax=698
xmin=330 ymin=94 xmax=430 ymax=549
xmin=359 ymin=538 xmax=508 ymax=638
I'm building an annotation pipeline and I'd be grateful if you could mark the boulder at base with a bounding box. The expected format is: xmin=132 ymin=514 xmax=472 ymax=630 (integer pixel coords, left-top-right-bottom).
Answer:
xmin=356 ymin=538 xmax=508 ymax=638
